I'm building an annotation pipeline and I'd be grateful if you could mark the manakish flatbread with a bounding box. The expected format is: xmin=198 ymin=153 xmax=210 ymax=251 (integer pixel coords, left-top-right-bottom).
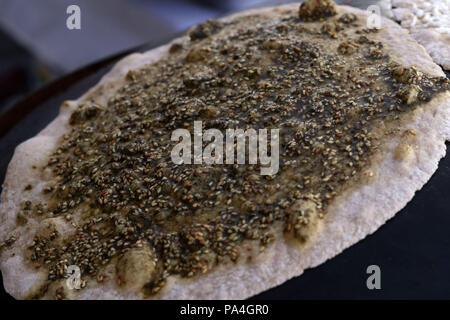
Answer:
xmin=0 ymin=1 xmax=449 ymax=300
xmin=392 ymin=0 xmax=450 ymax=70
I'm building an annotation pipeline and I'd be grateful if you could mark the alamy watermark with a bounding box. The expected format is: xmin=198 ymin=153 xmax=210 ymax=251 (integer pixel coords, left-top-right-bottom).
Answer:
xmin=171 ymin=121 xmax=280 ymax=176
xmin=66 ymin=5 xmax=81 ymax=30
xmin=66 ymin=265 xmax=82 ymax=290
xmin=366 ymin=264 xmax=381 ymax=290
xmin=366 ymin=5 xmax=382 ymax=29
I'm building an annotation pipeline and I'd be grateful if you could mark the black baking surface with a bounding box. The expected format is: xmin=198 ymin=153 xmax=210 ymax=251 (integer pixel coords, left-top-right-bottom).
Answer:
xmin=1 ymin=21 xmax=450 ymax=302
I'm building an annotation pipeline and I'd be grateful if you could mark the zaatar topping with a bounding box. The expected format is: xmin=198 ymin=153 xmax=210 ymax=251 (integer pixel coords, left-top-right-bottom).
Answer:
xmin=189 ymin=19 xmax=223 ymax=41
xmin=0 ymin=236 xmax=17 ymax=254
xmin=338 ymin=13 xmax=358 ymax=24
xmin=21 ymin=2 xmax=449 ymax=296
xmin=299 ymin=0 xmax=337 ymax=22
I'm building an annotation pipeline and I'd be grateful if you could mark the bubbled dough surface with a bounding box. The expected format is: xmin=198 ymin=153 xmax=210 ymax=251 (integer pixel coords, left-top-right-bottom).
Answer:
xmin=392 ymin=0 xmax=450 ymax=70
xmin=0 ymin=3 xmax=449 ymax=299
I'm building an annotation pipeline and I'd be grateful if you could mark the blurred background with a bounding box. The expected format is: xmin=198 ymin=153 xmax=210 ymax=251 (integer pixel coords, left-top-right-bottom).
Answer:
xmin=0 ymin=0 xmax=392 ymax=114
xmin=0 ymin=0 xmax=296 ymax=114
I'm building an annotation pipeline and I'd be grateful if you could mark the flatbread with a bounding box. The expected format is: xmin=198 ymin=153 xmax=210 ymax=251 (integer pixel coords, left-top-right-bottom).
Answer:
xmin=1 ymin=2 xmax=449 ymax=300
xmin=392 ymin=0 xmax=450 ymax=70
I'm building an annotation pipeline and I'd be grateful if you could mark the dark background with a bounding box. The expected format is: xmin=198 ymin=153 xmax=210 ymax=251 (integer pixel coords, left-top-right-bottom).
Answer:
xmin=0 ymin=0 xmax=449 ymax=300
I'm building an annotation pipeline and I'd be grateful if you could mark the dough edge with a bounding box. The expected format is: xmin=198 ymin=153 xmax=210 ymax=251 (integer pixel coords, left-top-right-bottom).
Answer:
xmin=392 ymin=0 xmax=450 ymax=70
